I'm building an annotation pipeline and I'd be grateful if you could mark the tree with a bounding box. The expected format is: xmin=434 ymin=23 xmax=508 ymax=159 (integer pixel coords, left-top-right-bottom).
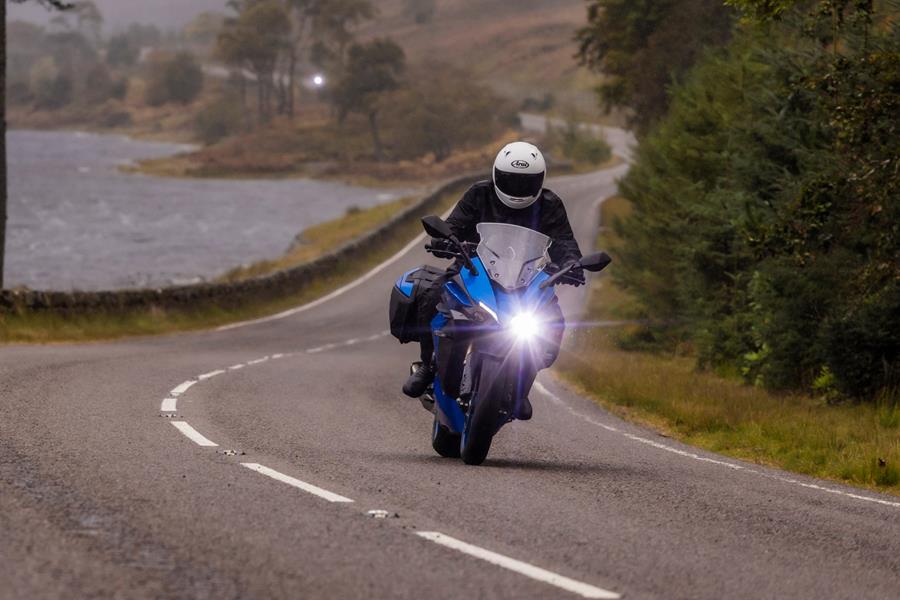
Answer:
xmin=312 ymin=0 xmax=375 ymax=67
xmin=29 ymin=56 xmax=72 ymax=108
xmin=73 ymin=0 xmax=102 ymax=45
xmin=217 ymin=0 xmax=291 ymax=123
xmin=106 ymin=33 xmax=139 ymax=67
xmin=3 ymin=0 xmax=73 ymax=289
xmin=613 ymin=3 xmax=900 ymax=398
xmin=183 ymin=12 xmax=226 ymax=47
xmin=144 ymin=52 xmax=204 ymax=106
xmin=576 ymin=0 xmax=734 ymax=134
xmin=331 ymin=38 xmax=405 ymax=160
xmin=383 ymin=63 xmax=511 ymax=162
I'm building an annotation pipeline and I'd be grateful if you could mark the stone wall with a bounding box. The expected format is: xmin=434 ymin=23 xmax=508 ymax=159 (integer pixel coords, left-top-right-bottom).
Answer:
xmin=0 ymin=174 xmax=484 ymax=315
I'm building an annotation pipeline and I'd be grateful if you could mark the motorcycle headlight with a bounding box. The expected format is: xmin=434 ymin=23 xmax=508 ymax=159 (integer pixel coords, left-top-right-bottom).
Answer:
xmin=508 ymin=312 xmax=541 ymax=340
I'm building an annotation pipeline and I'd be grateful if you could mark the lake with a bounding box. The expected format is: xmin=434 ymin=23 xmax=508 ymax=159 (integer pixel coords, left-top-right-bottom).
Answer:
xmin=6 ymin=130 xmax=409 ymax=291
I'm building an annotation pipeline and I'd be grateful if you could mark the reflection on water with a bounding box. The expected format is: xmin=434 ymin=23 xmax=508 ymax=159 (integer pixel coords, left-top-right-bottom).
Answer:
xmin=7 ymin=130 xmax=408 ymax=291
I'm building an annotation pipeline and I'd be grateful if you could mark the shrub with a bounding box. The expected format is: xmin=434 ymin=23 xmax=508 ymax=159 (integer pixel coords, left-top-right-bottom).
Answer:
xmin=382 ymin=62 xmax=513 ymax=161
xmin=106 ymin=33 xmax=139 ymax=67
xmin=194 ymin=95 xmax=243 ymax=145
xmin=29 ymin=56 xmax=73 ymax=109
xmin=561 ymin=120 xmax=612 ymax=165
xmin=144 ymin=52 xmax=204 ymax=107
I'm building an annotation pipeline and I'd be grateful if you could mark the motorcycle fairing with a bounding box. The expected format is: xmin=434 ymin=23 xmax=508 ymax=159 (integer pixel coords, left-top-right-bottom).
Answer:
xmin=431 ymin=312 xmax=467 ymax=432
xmin=431 ymin=257 xmax=560 ymax=434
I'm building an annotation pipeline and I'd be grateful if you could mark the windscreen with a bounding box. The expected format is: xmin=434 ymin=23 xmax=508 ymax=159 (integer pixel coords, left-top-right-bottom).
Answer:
xmin=476 ymin=223 xmax=551 ymax=290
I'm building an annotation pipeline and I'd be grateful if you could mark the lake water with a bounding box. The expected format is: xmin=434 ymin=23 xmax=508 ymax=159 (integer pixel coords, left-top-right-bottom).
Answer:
xmin=6 ymin=130 xmax=409 ymax=291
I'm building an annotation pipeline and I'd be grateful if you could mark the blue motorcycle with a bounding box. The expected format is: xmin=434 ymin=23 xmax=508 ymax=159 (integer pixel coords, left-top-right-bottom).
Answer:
xmin=390 ymin=216 xmax=611 ymax=465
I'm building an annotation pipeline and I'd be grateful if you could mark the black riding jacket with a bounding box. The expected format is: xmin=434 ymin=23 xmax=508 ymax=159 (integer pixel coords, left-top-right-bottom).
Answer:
xmin=445 ymin=180 xmax=582 ymax=266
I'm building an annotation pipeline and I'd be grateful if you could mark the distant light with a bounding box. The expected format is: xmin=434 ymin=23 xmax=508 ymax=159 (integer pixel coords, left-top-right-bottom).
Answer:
xmin=313 ymin=74 xmax=325 ymax=87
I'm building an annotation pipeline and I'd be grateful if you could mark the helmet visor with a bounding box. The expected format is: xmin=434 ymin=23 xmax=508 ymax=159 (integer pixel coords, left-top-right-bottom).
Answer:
xmin=494 ymin=168 xmax=544 ymax=199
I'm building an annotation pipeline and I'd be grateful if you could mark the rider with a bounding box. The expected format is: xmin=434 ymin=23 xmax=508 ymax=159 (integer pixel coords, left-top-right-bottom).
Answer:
xmin=403 ymin=141 xmax=584 ymax=400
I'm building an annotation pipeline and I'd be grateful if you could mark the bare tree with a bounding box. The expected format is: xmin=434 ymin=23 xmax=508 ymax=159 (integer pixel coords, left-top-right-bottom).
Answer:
xmin=2 ymin=1 xmax=73 ymax=289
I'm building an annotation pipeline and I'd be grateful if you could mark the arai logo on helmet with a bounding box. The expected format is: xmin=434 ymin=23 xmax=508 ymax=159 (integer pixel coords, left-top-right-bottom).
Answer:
xmin=510 ymin=159 xmax=530 ymax=169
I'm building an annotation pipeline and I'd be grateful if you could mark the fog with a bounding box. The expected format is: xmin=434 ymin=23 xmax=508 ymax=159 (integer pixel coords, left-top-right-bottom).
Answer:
xmin=6 ymin=0 xmax=228 ymax=31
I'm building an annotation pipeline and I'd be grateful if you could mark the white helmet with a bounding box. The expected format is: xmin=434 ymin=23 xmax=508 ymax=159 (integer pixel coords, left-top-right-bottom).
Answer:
xmin=492 ymin=141 xmax=546 ymax=209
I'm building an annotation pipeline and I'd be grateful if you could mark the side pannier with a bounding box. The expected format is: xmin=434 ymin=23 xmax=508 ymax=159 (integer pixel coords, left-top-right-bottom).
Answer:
xmin=389 ymin=265 xmax=445 ymax=343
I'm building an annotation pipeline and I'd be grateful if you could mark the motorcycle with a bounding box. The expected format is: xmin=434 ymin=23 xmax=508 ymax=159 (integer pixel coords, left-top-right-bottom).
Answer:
xmin=390 ymin=215 xmax=611 ymax=465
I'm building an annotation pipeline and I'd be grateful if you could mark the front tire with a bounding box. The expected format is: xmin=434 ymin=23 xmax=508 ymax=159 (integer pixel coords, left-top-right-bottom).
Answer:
xmin=460 ymin=356 xmax=505 ymax=465
xmin=460 ymin=408 xmax=493 ymax=465
xmin=431 ymin=418 xmax=461 ymax=458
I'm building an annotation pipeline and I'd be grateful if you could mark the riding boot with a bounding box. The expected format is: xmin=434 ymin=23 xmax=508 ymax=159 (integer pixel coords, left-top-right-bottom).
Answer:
xmin=403 ymin=362 xmax=435 ymax=398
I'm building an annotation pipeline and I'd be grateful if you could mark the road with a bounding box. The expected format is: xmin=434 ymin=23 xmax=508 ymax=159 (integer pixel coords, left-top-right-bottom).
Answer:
xmin=1 ymin=132 xmax=898 ymax=599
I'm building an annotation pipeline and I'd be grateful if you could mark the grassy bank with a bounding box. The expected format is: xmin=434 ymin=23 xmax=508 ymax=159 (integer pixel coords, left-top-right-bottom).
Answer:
xmin=219 ymin=196 xmax=418 ymax=282
xmin=555 ymin=196 xmax=900 ymax=495
xmin=0 ymin=186 xmax=463 ymax=344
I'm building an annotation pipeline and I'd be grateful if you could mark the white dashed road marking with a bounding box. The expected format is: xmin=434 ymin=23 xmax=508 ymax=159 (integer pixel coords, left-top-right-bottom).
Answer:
xmin=170 ymin=380 xmax=196 ymax=396
xmin=160 ymin=398 xmax=177 ymax=412
xmin=416 ymin=531 xmax=620 ymax=599
xmin=171 ymin=421 xmax=219 ymax=447
xmin=241 ymin=463 xmax=354 ymax=503
xmin=198 ymin=369 xmax=226 ymax=380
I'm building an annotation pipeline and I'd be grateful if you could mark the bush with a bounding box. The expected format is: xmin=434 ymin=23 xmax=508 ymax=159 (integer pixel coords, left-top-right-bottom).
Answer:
xmin=194 ymin=95 xmax=243 ymax=145
xmin=144 ymin=52 xmax=204 ymax=106
xmin=556 ymin=119 xmax=612 ymax=165
xmin=29 ymin=56 xmax=73 ymax=109
xmin=100 ymin=110 xmax=133 ymax=128
xmin=106 ymin=33 xmax=139 ymax=67
xmin=83 ymin=63 xmax=115 ymax=104
xmin=7 ymin=79 xmax=33 ymax=105
xmin=382 ymin=63 xmax=513 ymax=161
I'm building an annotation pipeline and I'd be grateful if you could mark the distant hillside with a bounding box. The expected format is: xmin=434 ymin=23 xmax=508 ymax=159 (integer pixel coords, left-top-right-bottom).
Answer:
xmin=7 ymin=0 xmax=601 ymax=116
xmin=361 ymin=0 xmax=599 ymax=113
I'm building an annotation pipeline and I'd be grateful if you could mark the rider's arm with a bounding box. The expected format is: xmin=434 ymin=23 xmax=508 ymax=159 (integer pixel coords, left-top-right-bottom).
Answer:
xmin=543 ymin=194 xmax=582 ymax=266
xmin=445 ymin=186 xmax=481 ymax=244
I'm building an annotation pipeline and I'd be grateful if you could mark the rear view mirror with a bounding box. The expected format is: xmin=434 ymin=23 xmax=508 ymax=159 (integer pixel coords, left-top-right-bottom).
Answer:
xmin=422 ymin=215 xmax=453 ymax=240
xmin=579 ymin=251 xmax=612 ymax=272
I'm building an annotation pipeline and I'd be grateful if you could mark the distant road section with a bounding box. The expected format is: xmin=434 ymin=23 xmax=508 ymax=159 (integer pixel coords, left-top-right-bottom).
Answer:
xmin=519 ymin=113 xmax=636 ymax=163
xmin=6 ymin=130 xmax=409 ymax=291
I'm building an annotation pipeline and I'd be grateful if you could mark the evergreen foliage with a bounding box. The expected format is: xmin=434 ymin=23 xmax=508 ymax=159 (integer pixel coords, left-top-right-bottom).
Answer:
xmin=612 ymin=2 xmax=899 ymax=399
xmin=576 ymin=0 xmax=735 ymax=134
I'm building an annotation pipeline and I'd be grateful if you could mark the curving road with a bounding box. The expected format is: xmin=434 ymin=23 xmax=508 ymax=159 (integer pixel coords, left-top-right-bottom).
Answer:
xmin=2 ymin=132 xmax=899 ymax=599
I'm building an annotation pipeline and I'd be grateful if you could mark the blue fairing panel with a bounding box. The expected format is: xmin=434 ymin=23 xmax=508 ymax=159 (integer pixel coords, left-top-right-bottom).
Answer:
xmin=395 ymin=267 xmax=419 ymax=297
xmin=459 ymin=258 xmax=498 ymax=316
xmin=430 ymin=312 xmax=466 ymax=432
xmin=446 ymin=281 xmax=471 ymax=306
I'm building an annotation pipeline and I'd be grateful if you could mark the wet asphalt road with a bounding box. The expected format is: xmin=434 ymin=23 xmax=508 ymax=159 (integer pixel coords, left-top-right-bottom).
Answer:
xmin=1 ymin=134 xmax=898 ymax=599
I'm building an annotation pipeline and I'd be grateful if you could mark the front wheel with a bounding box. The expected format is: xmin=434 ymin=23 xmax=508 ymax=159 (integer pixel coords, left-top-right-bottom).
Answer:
xmin=460 ymin=356 xmax=505 ymax=465
xmin=431 ymin=418 xmax=461 ymax=458
xmin=460 ymin=409 xmax=493 ymax=465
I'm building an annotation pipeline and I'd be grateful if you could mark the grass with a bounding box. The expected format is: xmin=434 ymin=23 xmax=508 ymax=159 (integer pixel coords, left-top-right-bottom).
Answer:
xmin=218 ymin=196 xmax=418 ymax=282
xmin=0 ymin=186 xmax=464 ymax=344
xmin=127 ymin=112 xmax=510 ymax=188
xmin=555 ymin=196 xmax=900 ymax=495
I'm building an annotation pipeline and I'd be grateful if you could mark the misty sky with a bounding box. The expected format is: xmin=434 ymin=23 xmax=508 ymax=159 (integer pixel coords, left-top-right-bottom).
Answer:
xmin=7 ymin=0 xmax=229 ymax=32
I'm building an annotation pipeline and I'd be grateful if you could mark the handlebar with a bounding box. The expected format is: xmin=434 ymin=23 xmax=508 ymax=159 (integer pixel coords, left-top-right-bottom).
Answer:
xmin=539 ymin=264 xmax=583 ymax=289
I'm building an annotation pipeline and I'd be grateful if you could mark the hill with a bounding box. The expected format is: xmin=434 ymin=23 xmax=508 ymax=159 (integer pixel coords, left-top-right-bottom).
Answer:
xmin=359 ymin=0 xmax=598 ymax=113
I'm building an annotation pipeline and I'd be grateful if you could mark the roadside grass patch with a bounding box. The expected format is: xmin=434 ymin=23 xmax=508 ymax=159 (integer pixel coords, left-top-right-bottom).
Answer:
xmin=555 ymin=196 xmax=900 ymax=496
xmin=219 ymin=195 xmax=418 ymax=282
